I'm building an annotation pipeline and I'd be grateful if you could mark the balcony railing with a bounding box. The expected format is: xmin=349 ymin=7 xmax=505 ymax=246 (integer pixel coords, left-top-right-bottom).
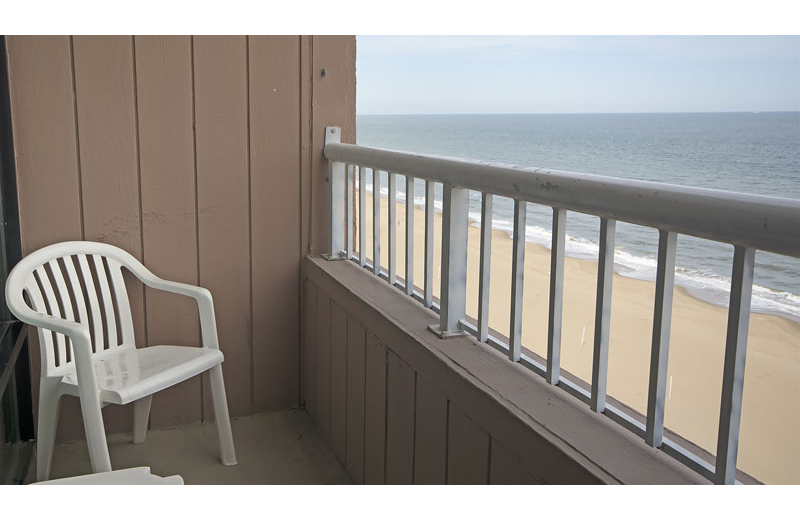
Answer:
xmin=322 ymin=126 xmax=800 ymax=485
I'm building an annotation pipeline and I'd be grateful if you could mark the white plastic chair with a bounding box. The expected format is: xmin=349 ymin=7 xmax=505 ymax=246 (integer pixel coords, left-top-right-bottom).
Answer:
xmin=5 ymin=241 xmax=237 ymax=481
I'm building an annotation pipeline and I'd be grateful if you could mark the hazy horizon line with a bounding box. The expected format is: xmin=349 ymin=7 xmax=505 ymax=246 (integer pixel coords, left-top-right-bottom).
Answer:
xmin=357 ymin=109 xmax=800 ymax=116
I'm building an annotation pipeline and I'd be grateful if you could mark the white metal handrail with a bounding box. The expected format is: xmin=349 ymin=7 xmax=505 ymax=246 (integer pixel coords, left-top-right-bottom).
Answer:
xmin=322 ymin=126 xmax=800 ymax=484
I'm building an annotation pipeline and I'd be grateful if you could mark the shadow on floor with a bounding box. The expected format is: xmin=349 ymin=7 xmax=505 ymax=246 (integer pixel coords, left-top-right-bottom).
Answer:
xmin=48 ymin=409 xmax=352 ymax=484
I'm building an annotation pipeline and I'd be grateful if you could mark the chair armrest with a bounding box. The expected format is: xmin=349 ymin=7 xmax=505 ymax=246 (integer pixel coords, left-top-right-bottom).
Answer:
xmin=131 ymin=272 xmax=220 ymax=350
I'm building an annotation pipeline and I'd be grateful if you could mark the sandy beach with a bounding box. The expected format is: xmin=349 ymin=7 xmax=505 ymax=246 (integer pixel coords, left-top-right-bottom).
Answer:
xmin=360 ymin=192 xmax=800 ymax=484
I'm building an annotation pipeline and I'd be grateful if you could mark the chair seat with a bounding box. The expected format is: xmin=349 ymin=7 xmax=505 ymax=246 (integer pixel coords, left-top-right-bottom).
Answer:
xmin=59 ymin=346 xmax=224 ymax=405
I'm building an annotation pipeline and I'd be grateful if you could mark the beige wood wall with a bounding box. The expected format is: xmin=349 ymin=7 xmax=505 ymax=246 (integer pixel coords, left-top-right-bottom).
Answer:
xmin=4 ymin=35 xmax=355 ymax=441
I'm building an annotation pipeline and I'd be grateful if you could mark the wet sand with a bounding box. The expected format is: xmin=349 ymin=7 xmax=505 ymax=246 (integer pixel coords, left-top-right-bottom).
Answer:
xmin=360 ymin=192 xmax=800 ymax=484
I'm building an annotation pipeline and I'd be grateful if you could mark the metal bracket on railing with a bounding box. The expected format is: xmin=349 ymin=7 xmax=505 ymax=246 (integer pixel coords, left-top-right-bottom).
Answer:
xmin=323 ymin=126 xmax=346 ymax=261
xmin=427 ymin=184 xmax=469 ymax=339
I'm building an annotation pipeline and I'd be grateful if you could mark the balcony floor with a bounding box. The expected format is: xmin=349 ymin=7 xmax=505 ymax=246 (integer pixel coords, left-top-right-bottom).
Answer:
xmin=47 ymin=409 xmax=352 ymax=484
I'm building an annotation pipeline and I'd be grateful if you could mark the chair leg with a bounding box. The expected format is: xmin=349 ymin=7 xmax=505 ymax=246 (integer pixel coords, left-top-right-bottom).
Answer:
xmin=36 ymin=382 xmax=62 ymax=482
xmin=209 ymin=364 xmax=237 ymax=466
xmin=133 ymin=395 xmax=152 ymax=444
xmin=78 ymin=388 xmax=112 ymax=473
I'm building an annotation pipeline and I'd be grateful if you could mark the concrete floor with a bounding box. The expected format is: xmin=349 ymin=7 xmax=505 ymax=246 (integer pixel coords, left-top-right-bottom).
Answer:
xmin=48 ymin=409 xmax=352 ymax=484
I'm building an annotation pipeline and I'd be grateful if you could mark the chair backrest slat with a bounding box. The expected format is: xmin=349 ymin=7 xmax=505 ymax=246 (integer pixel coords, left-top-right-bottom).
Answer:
xmin=23 ymin=275 xmax=56 ymax=371
xmin=78 ymin=253 xmax=105 ymax=353
xmin=47 ymin=259 xmax=76 ymax=363
xmin=92 ymin=255 xmax=118 ymax=350
xmin=62 ymin=255 xmax=90 ymax=330
xmin=33 ymin=266 xmax=68 ymax=367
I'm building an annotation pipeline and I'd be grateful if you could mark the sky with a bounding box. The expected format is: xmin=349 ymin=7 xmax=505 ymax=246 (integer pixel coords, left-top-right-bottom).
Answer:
xmin=356 ymin=36 xmax=800 ymax=115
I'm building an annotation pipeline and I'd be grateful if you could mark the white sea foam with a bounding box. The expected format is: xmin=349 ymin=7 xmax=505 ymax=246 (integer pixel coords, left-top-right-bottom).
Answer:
xmin=362 ymin=185 xmax=800 ymax=322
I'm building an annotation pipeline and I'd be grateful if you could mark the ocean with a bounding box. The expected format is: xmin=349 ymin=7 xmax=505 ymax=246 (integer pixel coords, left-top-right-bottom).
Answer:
xmin=356 ymin=112 xmax=800 ymax=322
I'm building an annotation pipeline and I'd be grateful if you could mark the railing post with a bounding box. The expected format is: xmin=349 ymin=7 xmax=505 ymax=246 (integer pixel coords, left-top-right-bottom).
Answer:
xmin=373 ymin=169 xmax=381 ymax=276
xmin=646 ymin=230 xmax=677 ymax=447
xmin=591 ymin=218 xmax=616 ymax=413
xmin=477 ymin=193 xmax=493 ymax=342
xmin=346 ymin=164 xmax=354 ymax=260
xmin=324 ymin=126 xmax=345 ymax=260
xmin=428 ymin=184 xmax=469 ymax=338
xmin=359 ymin=165 xmax=367 ymax=267
xmin=509 ymin=199 xmax=527 ymax=361
xmin=546 ymin=207 xmax=566 ymax=384
xmin=405 ymin=175 xmax=415 ymax=296
xmin=424 ymin=180 xmax=435 ymax=308
xmin=388 ymin=172 xmax=397 ymax=285
xmin=714 ymin=246 xmax=755 ymax=485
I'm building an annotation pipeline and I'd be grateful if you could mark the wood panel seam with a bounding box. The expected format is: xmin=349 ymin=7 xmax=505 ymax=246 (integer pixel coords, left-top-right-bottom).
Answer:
xmin=131 ymin=35 xmax=148 ymax=348
xmin=189 ymin=35 xmax=204 ymax=420
xmin=246 ymin=35 xmax=254 ymax=412
xmin=68 ymin=36 xmax=85 ymax=240
xmin=411 ymin=370 xmax=417 ymax=484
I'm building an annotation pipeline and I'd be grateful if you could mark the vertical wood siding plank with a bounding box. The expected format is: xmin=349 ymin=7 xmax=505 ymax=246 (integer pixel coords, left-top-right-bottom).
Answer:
xmin=489 ymin=441 xmax=544 ymax=485
xmin=72 ymin=36 xmax=145 ymax=367
xmin=345 ymin=316 xmax=366 ymax=484
xmin=447 ymin=405 xmax=490 ymax=484
xmin=315 ymin=291 xmax=331 ymax=438
xmin=135 ymin=35 xmax=202 ymax=428
xmin=329 ymin=300 xmax=348 ymax=461
xmin=385 ymin=350 xmax=415 ymax=484
xmin=364 ymin=332 xmax=387 ymax=484
xmin=193 ymin=35 xmax=252 ymax=419
xmin=6 ymin=36 xmax=83 ymax=439
xmin=303 ymin=279 xmax=318 ymax=419
xmin=413 ymin=376 xmax=447 ymax=484
xmin=310 ymin=36 xmax=356 ymax=254
xmin=249 ymin=36 xmax=301 ymax=412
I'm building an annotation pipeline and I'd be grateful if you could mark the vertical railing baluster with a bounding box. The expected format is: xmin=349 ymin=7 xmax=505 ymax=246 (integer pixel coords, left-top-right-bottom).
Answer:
xmin=325 ymin=127 xmax=345 ymax=259
xmin=546 ymin=207 xmax=566 ymax=384
xmin=645 ymin=230 xmax=678 ymax=447
xmin=359 ymin=166 xmax=367 ymax=267
xmin=429 ymin=183 xmax=469 ymax=338
xmin=388 ymin=172 xmax=397 ymax=285
xmin=509 ymin=200 xmax=527 ymax=361
xmin=405 ymin=175 xmax=415 ymax=296
xmin=477 ymin=193 xmax=493 ymax=342
xmin=591 ymin=218 xmax=616 ymax=412
xmin=373 ymin=169 xmax=381 ymax=276
xmin=424 ymin=180 xmax=435 ymax=308
xmin=346 ymin=164 xmax=354 ymax=260
xmin=714 ymin=246 xmax=755 ymax=485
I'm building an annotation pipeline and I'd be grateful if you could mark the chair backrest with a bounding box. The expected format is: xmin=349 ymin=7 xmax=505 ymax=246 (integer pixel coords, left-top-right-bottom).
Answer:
xmin=5 ymin=241 xmax=140 ymax=376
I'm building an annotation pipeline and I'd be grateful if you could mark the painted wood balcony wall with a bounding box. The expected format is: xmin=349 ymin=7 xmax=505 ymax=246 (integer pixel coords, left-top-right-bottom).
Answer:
xmin=302 ymin=256 xmax=702 ymax=484
xmin=4 ymin=35 xmax=356 ymax=441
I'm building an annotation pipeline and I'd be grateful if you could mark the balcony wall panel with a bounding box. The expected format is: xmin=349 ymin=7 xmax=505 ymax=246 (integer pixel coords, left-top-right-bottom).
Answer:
xmin=446 ymin=405 xmax=490 ymax=484
xmin=413 ymin=375 xmax=447 ymax=484
xmin=302 ymin=256 xmax=704 ymax=484
xmin=249 ymin=35 xmax=302 ymax=412
xmin=71 ymin=35 xmax=145 ymax=439
xmin=363 ymin=332 xmax=387 ymax=484
xmin=4 ymin=36 xmax=83 ymax=441
xmin=134 ymin=35 xmax=203 ymax=430
xmin=4 ymin=35 xmax=356 ymax=441
xmin=385 ymin=351 xmax=415 ymax=484
xmin=330 ymin=300 xmax=347 ymax=461
xmin=315 ymin=291 xmax=331 ymax=438
xmin=345 ymin=316 xmax=366 ymax=483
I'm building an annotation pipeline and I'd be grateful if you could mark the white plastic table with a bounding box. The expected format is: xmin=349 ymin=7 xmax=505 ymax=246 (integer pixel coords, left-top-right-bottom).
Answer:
xmin=34 ymin=466 xmax=184 ymax=485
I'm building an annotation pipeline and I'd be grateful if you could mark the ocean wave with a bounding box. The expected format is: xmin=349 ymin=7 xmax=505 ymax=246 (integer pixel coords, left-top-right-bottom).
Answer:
xmin=470 ymin=207 xmax=800 ymax=322
xmin=362 ymin=185 xmax=800 ymax=322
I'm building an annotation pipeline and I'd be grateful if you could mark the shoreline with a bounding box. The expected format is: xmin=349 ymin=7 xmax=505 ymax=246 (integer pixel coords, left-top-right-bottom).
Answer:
xmin=382 ymin=187 xmax=800 ymax=324
xmin=359 ymin=192 xmax=800 ymax=484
